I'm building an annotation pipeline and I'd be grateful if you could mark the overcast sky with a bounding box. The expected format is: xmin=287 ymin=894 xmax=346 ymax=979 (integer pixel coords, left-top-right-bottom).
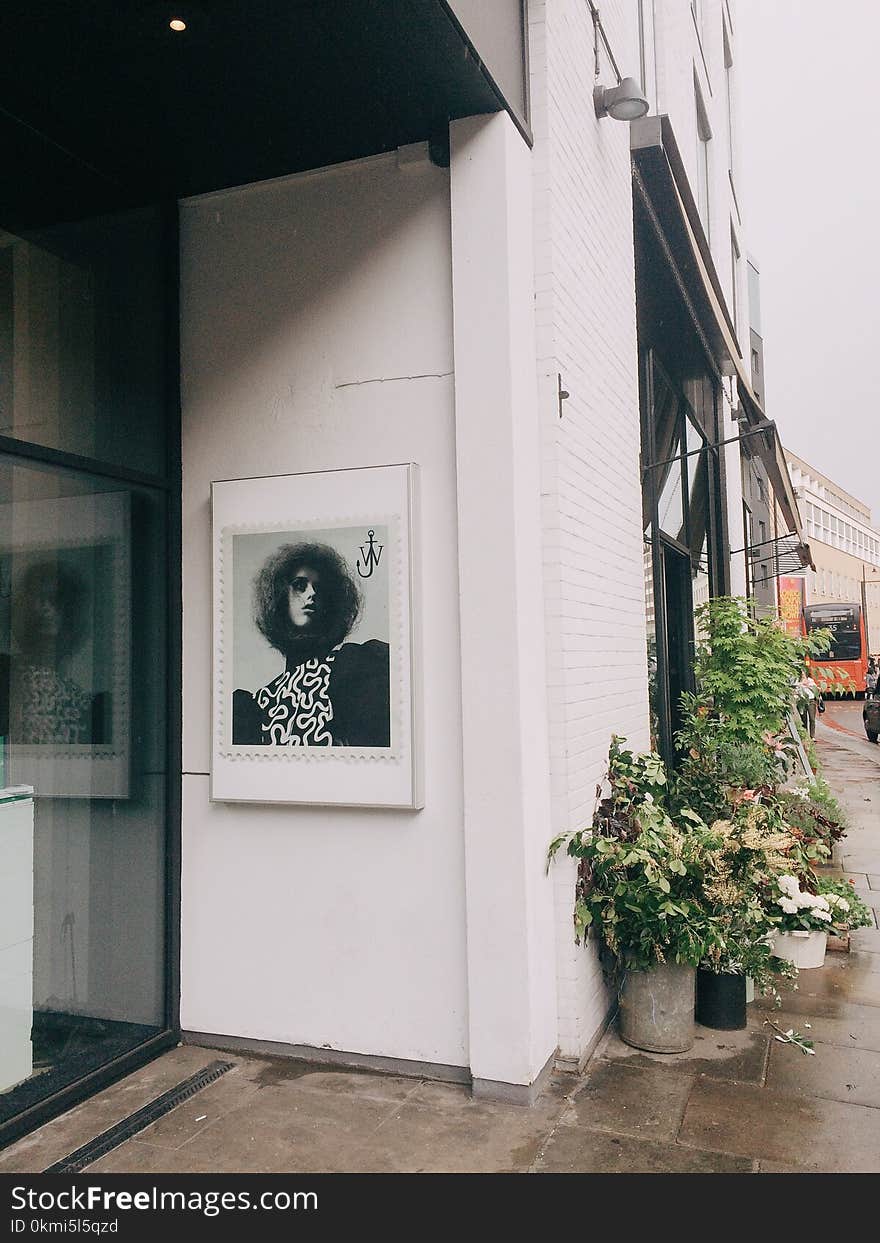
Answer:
xmin=736 ymin=0 xmax=880 ymax=525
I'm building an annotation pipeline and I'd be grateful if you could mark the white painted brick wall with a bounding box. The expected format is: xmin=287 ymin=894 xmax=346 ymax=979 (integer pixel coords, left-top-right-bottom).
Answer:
xmin=651 ymin=0 xmax=749 ymax=590
xmin=653 ymin=0 xmax=745 ymax=344
xmin=529 ymin=0 xmax=651 ymax=1064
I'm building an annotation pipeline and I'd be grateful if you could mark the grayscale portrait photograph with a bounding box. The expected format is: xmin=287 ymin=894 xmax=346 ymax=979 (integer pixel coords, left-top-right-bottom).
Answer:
xmin=230 ymin=525 xmax=391 ymax=749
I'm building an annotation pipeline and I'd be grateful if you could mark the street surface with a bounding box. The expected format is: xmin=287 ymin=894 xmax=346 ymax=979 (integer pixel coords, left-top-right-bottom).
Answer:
xmin=818 ymin=698 xmax=880 ymax=765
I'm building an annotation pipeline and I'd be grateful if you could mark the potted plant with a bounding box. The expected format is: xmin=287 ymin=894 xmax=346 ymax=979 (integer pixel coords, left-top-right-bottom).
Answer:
xmin=549 ymin=739 xmax=718 ymax=1053
xmin=695 ymin=805 xmax=799 ymax=1028
xmin=815 ymin=876 xmax=873 ymax=951
xmin=767 ymin=874 xmax=835 ymax=967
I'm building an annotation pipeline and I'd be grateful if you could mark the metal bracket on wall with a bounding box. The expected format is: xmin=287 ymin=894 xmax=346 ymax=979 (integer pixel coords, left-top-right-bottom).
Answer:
xmin=557 ymin=373 xmax=570 ymax=418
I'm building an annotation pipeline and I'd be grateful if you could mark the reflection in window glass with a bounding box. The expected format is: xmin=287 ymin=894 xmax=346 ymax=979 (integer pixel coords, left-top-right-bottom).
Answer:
xmin=643 ymin=528 xmax=660 ymax=751
xmin=692 ymin=536 xmax=711 ymax=640
xmin=658 ymin=445 xmax=684 ymax=541
xmin=0 ymin=458 xmax=166 ymax=1124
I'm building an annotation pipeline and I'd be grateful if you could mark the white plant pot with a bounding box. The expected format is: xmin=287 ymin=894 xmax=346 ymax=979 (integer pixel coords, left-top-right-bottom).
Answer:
xmin=770 ymin=929 xmax=827 ymax=969
xmin=745 ymin=976 xmax=755 ymax=1003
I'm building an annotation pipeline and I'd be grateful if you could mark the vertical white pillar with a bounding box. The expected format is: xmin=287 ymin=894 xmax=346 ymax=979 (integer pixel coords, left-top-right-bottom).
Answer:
xmin=449 ymin=113 xmax=557 ymax=1100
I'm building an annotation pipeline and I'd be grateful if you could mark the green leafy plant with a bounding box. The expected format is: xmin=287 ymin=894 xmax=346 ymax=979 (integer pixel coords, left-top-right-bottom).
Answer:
xmin=775 ymin=786 xmax=846 ymax=866
xmin=802 ymin=776 xmax=849 ymax=830
xmin=815 ymin=877 xmax=874 ymax=933
xmin=687 ymin=597 xmax=832 ymax=743
xmin=672 ymin=695 xmax=789 ymax=824
xmin=549 ymin=741 xmax=722 ymax=970
xmin=553 ymin=799 xmax=719 ymax=971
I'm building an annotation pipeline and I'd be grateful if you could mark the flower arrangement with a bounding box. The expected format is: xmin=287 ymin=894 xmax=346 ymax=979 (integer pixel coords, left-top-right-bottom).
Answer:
xmin=771 ymin=874 xmax=835 ymax=932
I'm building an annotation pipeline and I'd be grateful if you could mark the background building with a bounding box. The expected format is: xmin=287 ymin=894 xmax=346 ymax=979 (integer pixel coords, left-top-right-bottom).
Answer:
xmin=787 ymin=450 xmax=880 ymax=655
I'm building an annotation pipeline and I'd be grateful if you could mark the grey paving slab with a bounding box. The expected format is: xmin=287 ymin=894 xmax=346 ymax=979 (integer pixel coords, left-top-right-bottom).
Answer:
xmin=124 ymin=1082 xmax=400 ymax=1174
xmin=756 ymin=1160 xmax=816 ymax=1173
xmin=357 ymin=1080 xmax=571 ymax=1173
xmin=851 ymin=928 xmax=880 ymax=954
xmin=868 ymin=876 xmax=880 ymax=890
xmin=819 ymin=871 xmax=870 ymax=886
xmin=750 ymin=1006 xmax=880 ymax=1054
xmin=597 ymin=1026 xmax=768 ymax=1084
xmin=566 ymin=1060 xmax=694 ymax=1142
xmin=533 ymin=1126 xmax=756 ymax=1173
xmin=0 ymin=1046 xmax=220 ymax=1174
xmin=784 ymin=959 xmax=880 ymax=1009
xmin=841 ymin=853 xmax=880 ymax=874
xmin=751 ymin=996 xmax=880 ymax=1045
xmin=765 ymin=1040 xmax=880 ymax=1108
xmin=125 ymin=1062 xmax=266 ymax=1151
xmin=678 ymin=1078 xmax=880 ymax=1172
xmin=89 ymin=1121 xmax=373 ymax=1175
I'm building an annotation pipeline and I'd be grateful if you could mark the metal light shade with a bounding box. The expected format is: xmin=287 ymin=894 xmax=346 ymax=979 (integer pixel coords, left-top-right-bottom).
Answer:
xmin=594 ymin=76 xmax=649 ymax=121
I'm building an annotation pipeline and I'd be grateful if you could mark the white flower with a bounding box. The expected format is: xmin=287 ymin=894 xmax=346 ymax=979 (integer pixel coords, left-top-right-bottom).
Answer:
xmin=837 ymin=898 xmax=850 ymax=913
xmin=778 ymin=898 xmax=798 ymax=914
xmin=812 ymin=908 xmax=832 ymax=922
xmin=778 ymin=875 xmax=801 ymax=897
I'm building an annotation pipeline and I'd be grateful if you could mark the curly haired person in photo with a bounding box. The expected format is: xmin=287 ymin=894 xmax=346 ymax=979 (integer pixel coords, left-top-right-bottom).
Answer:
xmin=231 ymin=541 xmax=390 ymax=747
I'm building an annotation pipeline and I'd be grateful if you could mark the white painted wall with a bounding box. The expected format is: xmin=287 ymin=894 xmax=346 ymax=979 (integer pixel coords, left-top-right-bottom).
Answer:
xmin=449 ymin=113 xmax=557 ymax=1090
xmin=179 ymin=151 xmax=471 ymax=1067
xmin=529 ymin=0 xmax=650 ymax=1066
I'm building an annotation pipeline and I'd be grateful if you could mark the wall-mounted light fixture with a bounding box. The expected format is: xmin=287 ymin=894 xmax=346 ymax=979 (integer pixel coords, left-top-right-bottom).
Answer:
xmin=588 ymin=1 xmax=649 ymax=121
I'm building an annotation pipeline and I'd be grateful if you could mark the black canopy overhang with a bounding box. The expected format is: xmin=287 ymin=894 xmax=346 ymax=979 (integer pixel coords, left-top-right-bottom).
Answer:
xmin=0 ymin=0 xmax=529 ymax=229
xmin=631 ymin=114 xmax=812 ymax=572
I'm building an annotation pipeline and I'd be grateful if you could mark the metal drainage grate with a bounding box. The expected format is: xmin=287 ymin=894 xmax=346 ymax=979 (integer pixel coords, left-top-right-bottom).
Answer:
xmin=43 ymin=1059 xmax=236 ymax=1173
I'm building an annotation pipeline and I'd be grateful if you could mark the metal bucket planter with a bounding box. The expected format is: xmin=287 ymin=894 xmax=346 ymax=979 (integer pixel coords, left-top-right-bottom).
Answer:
xmin=695 ymin=968 xmax=747 ymax=1030
xmin=619 ymin=963 xmax=696 ymax=1053
xmin=770 ymin=929 xmax=827 ymax=969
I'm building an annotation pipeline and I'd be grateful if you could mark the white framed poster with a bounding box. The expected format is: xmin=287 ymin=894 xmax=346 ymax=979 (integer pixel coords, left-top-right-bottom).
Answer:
xmin=211 ymin=463 xmax=423 ymax=808
xmin=0 ymin=491 xmax=131 ymax=799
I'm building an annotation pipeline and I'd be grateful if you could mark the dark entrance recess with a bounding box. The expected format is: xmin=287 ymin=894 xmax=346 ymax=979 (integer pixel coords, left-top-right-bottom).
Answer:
xmin=0 ymin=0 xmax=529 ymax=230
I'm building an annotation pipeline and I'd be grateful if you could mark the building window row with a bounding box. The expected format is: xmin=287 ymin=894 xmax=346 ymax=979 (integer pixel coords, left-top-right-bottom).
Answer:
xmin=814 ymin=568 xmax=863 ymax=602
xmin=802 ymin=500 xmax=880 ymax=564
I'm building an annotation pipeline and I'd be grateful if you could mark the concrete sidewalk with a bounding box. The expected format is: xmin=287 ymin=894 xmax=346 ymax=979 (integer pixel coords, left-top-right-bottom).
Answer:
xmin=2 ymin=729 xmax=878 ymax=1175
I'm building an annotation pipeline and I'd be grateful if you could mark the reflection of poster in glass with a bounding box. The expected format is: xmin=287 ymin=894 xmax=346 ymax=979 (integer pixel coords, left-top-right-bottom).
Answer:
xmin=212 ymin=465 xmax=422 ymax=808
xmin=0 ymin=493 xmax=130 ymax=799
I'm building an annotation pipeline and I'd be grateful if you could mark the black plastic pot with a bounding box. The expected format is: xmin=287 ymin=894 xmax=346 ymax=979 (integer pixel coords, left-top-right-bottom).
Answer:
xmin=695 ymin=968 xmax=747 ymax=1030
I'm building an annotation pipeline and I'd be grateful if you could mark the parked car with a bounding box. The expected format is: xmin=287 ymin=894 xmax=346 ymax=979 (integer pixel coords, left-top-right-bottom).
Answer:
xmin=864 ymin=693 xmax=880 ymax=744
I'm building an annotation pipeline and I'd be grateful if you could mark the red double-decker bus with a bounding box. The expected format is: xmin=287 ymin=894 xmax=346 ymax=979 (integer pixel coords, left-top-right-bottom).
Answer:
xmin=803 ymin=602 xmax=868 ymax=696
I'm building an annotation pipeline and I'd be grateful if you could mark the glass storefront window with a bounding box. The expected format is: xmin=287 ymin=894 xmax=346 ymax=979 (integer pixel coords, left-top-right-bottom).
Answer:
xmin=0 ymin=457 xmax=168 ymax=1125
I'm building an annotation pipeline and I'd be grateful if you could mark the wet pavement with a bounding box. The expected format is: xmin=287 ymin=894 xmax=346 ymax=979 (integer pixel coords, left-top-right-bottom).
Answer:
xmin=1 ymin=719 xmax=878 ymax=1175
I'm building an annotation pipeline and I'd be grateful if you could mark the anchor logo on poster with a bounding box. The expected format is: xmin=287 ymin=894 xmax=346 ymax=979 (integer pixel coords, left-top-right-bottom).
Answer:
xmin=357 ymin=529 xmax=383 ymax=579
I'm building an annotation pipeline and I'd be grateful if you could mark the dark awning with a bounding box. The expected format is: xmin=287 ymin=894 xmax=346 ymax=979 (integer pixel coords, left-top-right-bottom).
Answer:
xmin=631 ymin=113 xmax=811 ymax=571
xmin=1 ymin=1 xmax=529 ymax=228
